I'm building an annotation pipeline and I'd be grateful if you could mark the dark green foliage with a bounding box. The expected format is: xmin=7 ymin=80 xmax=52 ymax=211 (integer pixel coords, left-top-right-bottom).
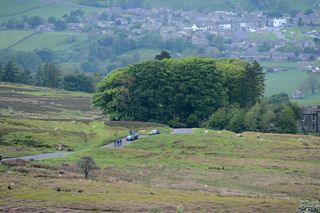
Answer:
xmin=258 ymin=42 xmax=272 ymax=52
xmin=2 ymin=61 xmax=20 ymax=83
xmin=27 ymin=16 xmax=44 ymax=28
xmin=268 ymin=92 xmax=290 ymax=104
xmin=208 ymin=98 xmax=301 ymax=134
xmin=227 ymin=108 xmax=246 ymax=133
xmin=19 ymin=70 xmax=33 ymax=85
xmin=93 ymin=58 xmax=227 ymax=127
xmin=54 ymin=20 xmax=67 ymax=31
xmin=207 ymin=105 xmax=240 ymax=130
xmin=36 ymin=63 xmax=61 ymax=88
xmin=155 ymin=50 xmax=171 ymax=60
xmin=237 ymin=61 xmax=265 ymax=108
xmin=34 ymin=48 xmax=55 ymax=63
xmin=47 ymin=16 xmax=56 ymax=24
xmin=63 ymin=72 xmax=94 ymax=93
xmin=0 ymin=62 xmax=3 ymax=81
xmin=245 ymin=100 xmax=301 ymax=133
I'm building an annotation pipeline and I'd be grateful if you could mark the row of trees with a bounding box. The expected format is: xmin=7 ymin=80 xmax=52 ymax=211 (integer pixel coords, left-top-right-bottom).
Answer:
xmin=0 ymin=61 xmax=95 ymax=93
xmin=93 ymin=57 xmax=266 ymax=128
xmin=207 ymin=93 xmax=301 ymax=134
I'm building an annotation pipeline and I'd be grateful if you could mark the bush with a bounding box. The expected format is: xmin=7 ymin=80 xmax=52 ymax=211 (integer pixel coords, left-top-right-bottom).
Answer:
xmin=149 ymin=207 xmax=161 ymax=213
xmin=168 ymin=117 xmax=186 ymax=128
xmin=296 ymin=200 xmax=320 ymax=213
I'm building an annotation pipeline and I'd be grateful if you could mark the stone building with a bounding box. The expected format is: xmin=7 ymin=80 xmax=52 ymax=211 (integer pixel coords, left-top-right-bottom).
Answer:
xmin=299 ymin=106 xmax=320 ymax=132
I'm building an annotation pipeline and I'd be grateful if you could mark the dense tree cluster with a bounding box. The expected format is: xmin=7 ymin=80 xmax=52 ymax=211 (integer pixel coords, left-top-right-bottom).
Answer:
xmin=0 ymin=60 xmax=95 ymax=93
xmin=207 ymin=93 xmax=301 ymax=133
xmin=93 ymin=57 xmax=266 ymax=127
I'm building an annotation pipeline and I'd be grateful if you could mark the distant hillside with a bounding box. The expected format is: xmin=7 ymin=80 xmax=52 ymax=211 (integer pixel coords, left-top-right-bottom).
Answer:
xmin=75 ymin=0 xmax=318 ymax=14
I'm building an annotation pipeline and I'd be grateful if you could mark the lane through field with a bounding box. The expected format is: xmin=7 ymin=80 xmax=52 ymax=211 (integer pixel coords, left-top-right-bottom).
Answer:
xmin=1 ymin=128 xmax=193 ymax=161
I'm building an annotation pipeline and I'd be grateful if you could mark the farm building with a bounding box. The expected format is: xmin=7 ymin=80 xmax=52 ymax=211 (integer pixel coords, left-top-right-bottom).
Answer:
xmin=299 ymin=106 xmax=320 ymax=132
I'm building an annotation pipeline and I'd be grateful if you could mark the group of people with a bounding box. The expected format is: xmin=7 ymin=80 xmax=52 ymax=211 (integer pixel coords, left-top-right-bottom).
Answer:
xmin=114 ymin=139 xmax=123 ymax=147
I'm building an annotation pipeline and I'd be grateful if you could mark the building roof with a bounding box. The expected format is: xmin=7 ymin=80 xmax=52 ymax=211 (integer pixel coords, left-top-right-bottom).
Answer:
xmin=302 ymin=106 xmax=320 ymax=114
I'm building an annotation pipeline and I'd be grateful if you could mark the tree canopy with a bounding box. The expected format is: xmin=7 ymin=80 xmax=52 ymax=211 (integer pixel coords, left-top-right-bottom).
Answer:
xmin=93 ymin=58 xmax=265 ymax=127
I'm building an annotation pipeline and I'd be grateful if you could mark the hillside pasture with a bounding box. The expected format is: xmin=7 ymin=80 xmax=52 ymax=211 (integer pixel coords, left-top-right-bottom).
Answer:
xmin=0 ymin=30 xmax=34 ymax=50
xmin=1 ymin=128 xmax=319 ymax=212
xmin=0 ymin=0 xmax=100 ymax=22
xmin=265 ymin=70 xmax=320 ymax=105
xmin=12 ymin=32 xmax=87 ymax=51
xmin=0 ymin=82 xmax=99 ymax=120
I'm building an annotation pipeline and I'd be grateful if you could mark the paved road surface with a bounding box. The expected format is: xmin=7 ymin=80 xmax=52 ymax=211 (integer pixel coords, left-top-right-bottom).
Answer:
xmin=2 ymin=152 xmax=72 ymax=162
xmin=171 ymin=128 xmax=193 ymax=134
xmin=103 ymin=135 xmax=146 ymax=149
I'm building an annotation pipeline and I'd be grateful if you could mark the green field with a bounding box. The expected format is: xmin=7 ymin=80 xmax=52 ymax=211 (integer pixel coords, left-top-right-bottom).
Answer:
xmin=12 ymin=32 xmax=88 ymax=51
xmin=248 ymin=32 xmax=278 ymax=42
xmin=283 ymin=27 xmax=320 ymax=41
xmin=71 ymin=0 xmax=315 ymax=13
xmin=0 ymin=30 xmax=34 ymax=49
xmin=0 ymin=0 xmax=315 ymax=24
xmin=260 ymin=61 xmax=297 ymax=69
xmin=0 ymin=0 xmax=100 ymax=23
xmin=265 ymin=70 xmax=320 ymax=105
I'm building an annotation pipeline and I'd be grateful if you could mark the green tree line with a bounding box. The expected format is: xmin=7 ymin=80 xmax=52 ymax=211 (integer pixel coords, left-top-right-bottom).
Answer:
xmin=93 ymin=57 xmax=269 ymax=128
xmin=0 ymin=60 xmax=95 ymax=93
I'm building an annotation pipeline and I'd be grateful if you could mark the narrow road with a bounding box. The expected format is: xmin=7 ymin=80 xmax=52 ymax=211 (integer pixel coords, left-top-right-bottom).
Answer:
xmin=2 ymin=128 xmax=193 ymax=161
xmin=171 ymin=128 xmax=193 ymax=134
xmin=103 ymin=135 xmax=146 ymax=149
xmin=2 ymin=152 xmax=72 ymax=162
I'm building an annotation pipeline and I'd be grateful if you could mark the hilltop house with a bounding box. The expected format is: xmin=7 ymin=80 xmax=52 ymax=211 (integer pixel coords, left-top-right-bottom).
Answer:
xmin=299 ymin=106 xmax=320 ymax=132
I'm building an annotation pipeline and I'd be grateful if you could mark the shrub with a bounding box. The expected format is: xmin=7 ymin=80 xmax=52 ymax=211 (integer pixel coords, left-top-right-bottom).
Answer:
xmin=296 ymin=200 xmax=320 ymax=213
xmin=149 ymin=207 xmax=161 ymax=213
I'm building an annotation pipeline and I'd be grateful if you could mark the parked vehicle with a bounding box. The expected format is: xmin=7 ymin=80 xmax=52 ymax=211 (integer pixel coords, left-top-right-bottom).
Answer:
xmin=126 ymin=130 xmax=139 ymax=141
xmin=148 ymin=129 xmax=161 ymax=135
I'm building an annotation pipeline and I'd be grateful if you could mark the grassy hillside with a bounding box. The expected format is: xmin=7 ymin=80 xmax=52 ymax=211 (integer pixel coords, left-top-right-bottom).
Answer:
xmin=0 ymin=0 xmax=100 ymax=22
xmin=0 ymin=82 xmax=319 ymax=212
xmin=0 ymin=0 xmax=314 ymax=21
xmin=0 ymin=30 xmax=34 ymax=49
xmin=1 ymin=127 xmax=319 ymax=211
xmin=73 ymin=0 xmax=316 ymax=13
xmin=12 ymin=32 xmax=87 ymax=51
xmin=0 ymin=82 xmax=100 ymax=119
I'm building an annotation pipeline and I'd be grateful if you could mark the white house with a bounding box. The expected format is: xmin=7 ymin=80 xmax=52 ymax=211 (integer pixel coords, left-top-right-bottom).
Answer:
xmin=219 ymin=24 xmax=232 ymax=30
xmin=273 ymin=18 xmax=287 ymax=27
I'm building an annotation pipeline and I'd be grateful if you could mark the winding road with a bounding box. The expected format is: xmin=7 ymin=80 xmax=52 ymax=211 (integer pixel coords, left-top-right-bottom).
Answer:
xmin=2 ymin=128 xmax=193 ymax=161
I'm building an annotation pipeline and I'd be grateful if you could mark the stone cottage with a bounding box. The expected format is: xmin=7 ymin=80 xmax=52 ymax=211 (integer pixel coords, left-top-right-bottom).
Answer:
xmin=299 ymin=106 xmax=320 ymax=132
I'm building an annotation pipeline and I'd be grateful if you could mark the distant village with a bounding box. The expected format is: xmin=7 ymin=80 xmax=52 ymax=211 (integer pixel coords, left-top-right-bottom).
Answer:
xmin=1 ymin=7 xmax=320 ymax=75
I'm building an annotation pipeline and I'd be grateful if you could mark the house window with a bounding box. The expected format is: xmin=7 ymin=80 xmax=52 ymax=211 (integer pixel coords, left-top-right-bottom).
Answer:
xmin=312 ymin=125 xmax=317 ymax=131
xmin=312 ymin=115 xmax=317 ymax=121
